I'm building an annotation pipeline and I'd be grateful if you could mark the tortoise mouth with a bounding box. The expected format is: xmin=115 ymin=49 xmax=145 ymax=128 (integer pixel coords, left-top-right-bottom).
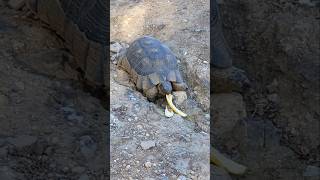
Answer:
xmin=158 ymin=82 xmax=172 ymax=95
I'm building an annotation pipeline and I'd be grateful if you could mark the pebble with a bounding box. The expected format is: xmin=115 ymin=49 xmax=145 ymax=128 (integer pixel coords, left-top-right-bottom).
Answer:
xmin=174 ymin=159 xmax=189 ymax=174
xmin=67 ymin=113 xmax=83 ymax=122
xmin=177 ymin=175 xmax=187 ymax=180
xmin=303 ymin=165 xmax=320 ymax=177
xmin=144 ymin=161 xmax=152 ymax=168
xmin=0 ymin=166 xmax=15 ymax=180
xmin=78 ymin=174 xmax=90 ymax=180
xmin=7 ymin=135 xmax=37 ymax=148
xmin=267 ymin=93 xmax=279 ymax=103
xmin=140 ymin=140 xmax=156 ymax=150
xmin=110 ymin=42 xmax=122 ymax=53
xmin=8 ymin=0 xmax=25 ymax=10
xmin=79 ymin=135 xmax=97 ymax=159
xmin=172 ymin=91 xmax=188 ymax=106
xmin=110 ymin=42 xmax=123 ymax=53
xmin=266 ymin=79 xmax=278 ymax=93
xmin=0 ymin=147 xmax=8 ymax=157
xmin=14 ymin=81 xmax=25 ymax=90
xmin=62 ymin=166 xmax=69 ymax=173
xmin=61 ymin=106 xmax=75 ymax=113
xmin=0 ymin=94 xmax=9 ymax=106
xmin=72 ymin=166 xmax=86 ymax=174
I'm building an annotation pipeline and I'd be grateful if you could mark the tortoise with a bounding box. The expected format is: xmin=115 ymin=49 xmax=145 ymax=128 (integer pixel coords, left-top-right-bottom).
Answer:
xmin=23 ymin=0 xmax=108 ymax=88
xmin=117 ymin=36 xmax=188 ymax=101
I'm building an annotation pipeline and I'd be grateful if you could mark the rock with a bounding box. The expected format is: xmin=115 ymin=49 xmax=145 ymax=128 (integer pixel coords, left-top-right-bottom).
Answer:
xmin=303 ymin=165 xmax=320 ymax=177
xmin=72 ymin=166 xmax=86 ymax=174
xmin=298 ymin=0 xmax=318 ymax=7
xmin=7 ymin=0 xmax=25 ymax=10
xmin=177 ymin=175 xmax=187 ymax=180
xmin=140 ymin=140 xmax=156 ymax=150
xmin=212 ymin=93 xmax=247 ymax=136
xmin=7 ymin=135 xmax=37 ymax=148
xmin=0 ymin=166 xmax=15 ymax=180
xmin=114 ymin=69 xmax=133 ymax=88
xmin=67 ymin=113 xmax=83 ymax=123
xmin=110 ymin=42 xmax=123 ymax=53
xmin=14 ymin=81 xmax=25 ymax=90
xmin=78 ymin=174 xmax=90 ymax=180
xmin=144 ymin=161 xmax=152 ymax=168
xmin=211 ymin=66 xmax=250 ymax=93
xmin=172 ymin=91 xmax=188 ymax=106
xmin=0 ymin=94 xmax=9 ymax=106
xmin=0 ymin=146 xmax=8 ymax=157
xmin=79 ymin=135 xmax=97 ymax=159
xmin=267 ymin=93 xmax=279 ymax=104
xmin=61 ymin=106 xmax=75 ymax=113
xmin=173 ymin=159 xmax=189 ymax=175
xmin=211 ymin=165 xmax=232 ymax=180
xmin=266 ymin=79 xmax=278 ymax=93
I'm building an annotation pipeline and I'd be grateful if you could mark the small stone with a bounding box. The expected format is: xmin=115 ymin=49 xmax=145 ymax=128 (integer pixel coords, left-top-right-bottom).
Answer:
xmin=62 ymin=166 xmax=69 ymax=173
xmin=7 ymin=135 xmax=37 ymax=148
xmin=79 ymin=135 xmax=97 ymax=159
xmin=174 ymin=159 xmax=189 ymax=174
xmin=78 ymin=174 xmax=90 ymax=180
xmin=0 ymin=147 xmax=8 ymax=157
xmin=14 ymin=81 xmax=25 ymax=90
xmin=267 ymin=93 xmax=279 ymax=104
xmin=266 ymin=79 xmax=278 ymax=93
xmin=8 ymin=0 xmax=25 ymax=10
xmin=126 ymin=165 xmax=131 ymax=169
xmin=0 ymin=166 xmax=15 ymax=180
xmin=49 ymin=163 xmax=56 ymax=169
xmin=140 ymin=140 xmax=156 ymax=150
xmin=110 ymin=42 xmax=123 ymax=53
xmin=303 ymin=165 xmax=320 ymax=177
xmin=61 ymin=106 xmax=74 ymax=113
xmin=0 ymin=94 xmax=9 ymax=106
xmin=203 ymin=60 xmax=208 ymax=64
xmin=72 ymin=166 xmax=86 ymax=174
xmin=177 ymin=175 xmax=186 ymax=180
xmin=172 ymin=91 xmax=188 ymax=106
xmin=144 ymin=161 xmax=152 ymax=168
xmin=67 ymin=113 xmax=83 ymax=122
xmin=211 ymin=165 xmax=232 ymax=180
xmin=50 ymin=136 xmax=59 ymax=144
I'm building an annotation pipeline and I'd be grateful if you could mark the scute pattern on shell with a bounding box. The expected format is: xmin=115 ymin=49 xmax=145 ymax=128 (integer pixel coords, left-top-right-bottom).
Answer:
xmin=126 ymin=36 xmax=178 ymax=76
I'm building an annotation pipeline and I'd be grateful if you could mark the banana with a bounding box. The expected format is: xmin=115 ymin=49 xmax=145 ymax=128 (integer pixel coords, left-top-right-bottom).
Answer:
xmin=211 ymin=147 xmax=247 ymax=175
xmin=165 ymin=105 xmax=174 ymax=117
xmin=165 ymin=94 xmax=187 ymax=117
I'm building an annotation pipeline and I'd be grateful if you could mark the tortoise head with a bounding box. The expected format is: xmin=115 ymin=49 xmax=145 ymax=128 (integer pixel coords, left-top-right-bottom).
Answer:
xmin=158 ymin=81 xmax=172 ymax=95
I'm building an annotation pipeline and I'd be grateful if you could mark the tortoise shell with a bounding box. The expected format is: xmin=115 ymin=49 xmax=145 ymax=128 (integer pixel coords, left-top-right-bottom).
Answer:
xmin=117 ymin=36 xmax=187 ymax=100
xmin=125 ymin=36 xmax=184 ymax=88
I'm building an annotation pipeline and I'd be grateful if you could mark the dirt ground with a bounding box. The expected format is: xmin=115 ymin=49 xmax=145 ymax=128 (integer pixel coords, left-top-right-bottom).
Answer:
xmin=0 ymin=0 xmax=319 ymax=179
xmin=0 ymin=3 xmax=107 ymax=180
xmin=110 ymin=0 xmax=210 ymax=179
xmin=213 ymin=0 xmax=319 ymax=179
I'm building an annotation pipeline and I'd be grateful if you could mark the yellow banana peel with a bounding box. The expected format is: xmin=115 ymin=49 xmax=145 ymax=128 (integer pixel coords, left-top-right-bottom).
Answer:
xmin=165 ymin=94 xmax=187 ymax=117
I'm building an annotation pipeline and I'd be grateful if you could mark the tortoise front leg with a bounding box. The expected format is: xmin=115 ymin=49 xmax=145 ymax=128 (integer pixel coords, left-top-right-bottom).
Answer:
xmin=172 ymin=82 xmax=187 ymax=91
xmin=144 ymin=86 xmax=158 ymax=101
